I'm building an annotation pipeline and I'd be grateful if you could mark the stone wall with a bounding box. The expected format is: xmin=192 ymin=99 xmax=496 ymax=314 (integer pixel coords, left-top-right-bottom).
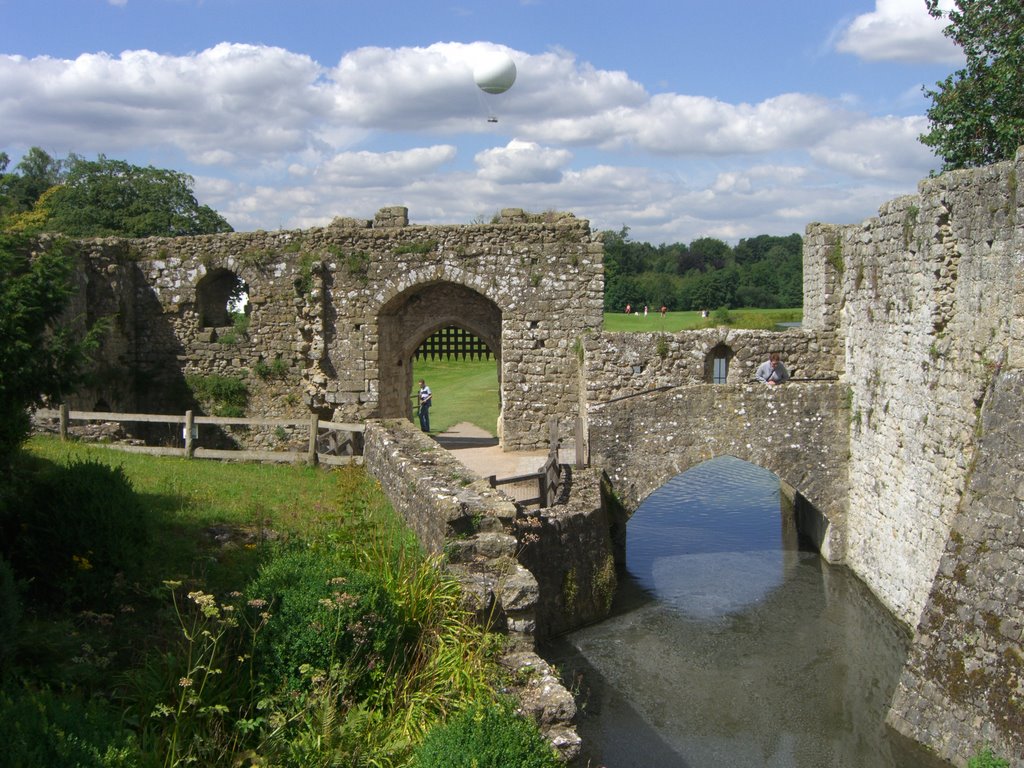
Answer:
xmin=803 ymin=148 xmax=1024 ymax=763
xmin=362 ymin=418 xmax=622 ymax=760
xmin=805 ymin=148 xmax=1024 ymax=630
xmin=513 ymin=468 xmax=622 ymax=639
xmin=56 ymin=207 xmax=604 ymax=451
xmin=582 ymin=326 xmax=842 ymax=398
xmin=887 ymin=370 xmax=1024 ymax=765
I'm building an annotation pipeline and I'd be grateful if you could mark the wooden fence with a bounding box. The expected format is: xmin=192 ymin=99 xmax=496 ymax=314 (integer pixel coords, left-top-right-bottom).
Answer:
xmin=486 ymin=418 xmax=568 ymax=509
xmin=36 ymin=405 xmax=364 ymax=467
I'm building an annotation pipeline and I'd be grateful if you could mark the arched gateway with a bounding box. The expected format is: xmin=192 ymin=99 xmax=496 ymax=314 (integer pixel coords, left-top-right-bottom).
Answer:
xmin=377 ymin=281 xmax=502 ymax=421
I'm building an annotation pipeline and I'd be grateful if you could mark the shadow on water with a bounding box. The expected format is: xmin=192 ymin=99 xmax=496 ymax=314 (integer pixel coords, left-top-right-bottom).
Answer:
xmin=542 ymin=456 xmax=952 ymax=768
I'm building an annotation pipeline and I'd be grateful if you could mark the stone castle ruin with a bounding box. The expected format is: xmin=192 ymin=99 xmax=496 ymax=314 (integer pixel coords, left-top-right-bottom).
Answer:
xmin=60 ymin=205 xmax=603 ymax=451
xmin=48 ymin=146 xmax=1024 ymax=764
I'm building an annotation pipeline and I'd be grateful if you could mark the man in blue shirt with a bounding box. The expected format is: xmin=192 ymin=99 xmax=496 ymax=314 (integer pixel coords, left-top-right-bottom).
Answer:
xmin=417 ymin=379 xmax=432 ymax=432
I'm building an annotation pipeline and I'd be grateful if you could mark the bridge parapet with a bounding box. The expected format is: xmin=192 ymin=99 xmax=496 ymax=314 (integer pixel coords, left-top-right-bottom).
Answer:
xmin=583 ymin=327 xmax=843 ymax=404
xmin=588 ymin=381 xmax=850 ymax=562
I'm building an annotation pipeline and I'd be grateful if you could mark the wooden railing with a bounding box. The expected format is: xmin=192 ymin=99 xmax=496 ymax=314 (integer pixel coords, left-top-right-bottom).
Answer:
xmin=486 ymin=418 xmax=568 ymax=508
xmin=35 ymin=405 xmax=364 ymax=467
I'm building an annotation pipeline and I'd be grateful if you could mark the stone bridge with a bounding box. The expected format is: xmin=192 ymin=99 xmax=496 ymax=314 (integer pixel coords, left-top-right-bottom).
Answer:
xmin=53 ymin=147 xmax=1024 ymax=765
xmin=588 ymin=380 xmax=849 ymax=561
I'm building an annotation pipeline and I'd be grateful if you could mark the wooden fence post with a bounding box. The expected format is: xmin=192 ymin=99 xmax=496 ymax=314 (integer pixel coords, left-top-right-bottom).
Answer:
xmin=308 ymin=414 xmax=319 ymax=466
xmin=184 ymin=410 xmax=195 ymax=458
xmin=59 ymin=403 xmax=69 ymax=441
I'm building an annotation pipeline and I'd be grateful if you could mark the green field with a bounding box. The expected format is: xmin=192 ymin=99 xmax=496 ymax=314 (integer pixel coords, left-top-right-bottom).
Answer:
xmin=602 ymin=307 xmax=802 ymax=333
xmin=412 ymin=356 xmax=502 ymax=436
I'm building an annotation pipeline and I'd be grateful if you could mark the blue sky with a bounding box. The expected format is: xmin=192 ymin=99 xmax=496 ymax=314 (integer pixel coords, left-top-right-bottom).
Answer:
xmin=0 ymin=0 xmax=962 ymax=244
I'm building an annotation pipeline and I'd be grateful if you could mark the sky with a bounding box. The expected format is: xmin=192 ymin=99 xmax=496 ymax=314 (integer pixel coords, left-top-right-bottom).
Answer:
xmin=0 ymin=0 xmax=964 ymax=245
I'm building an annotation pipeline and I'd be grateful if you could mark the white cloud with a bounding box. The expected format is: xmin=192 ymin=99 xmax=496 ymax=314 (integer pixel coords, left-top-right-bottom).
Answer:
xmin=0 ymin=45 xmax=332 ymax=162
xmin=474 ymin=139 xmax=571 ymax=183
xmin=835 ymin=0 xmax=962 ymax=64
xmin=0 ymin=37 xmax=945 ymax=245
xmin=811 ymin=115 xmax=934 ymax=179
xmin=316 ymin=146 xmax=457 ymax=186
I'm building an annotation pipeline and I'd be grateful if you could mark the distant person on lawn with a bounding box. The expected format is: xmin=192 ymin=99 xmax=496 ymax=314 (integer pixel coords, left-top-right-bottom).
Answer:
xmin=417 ymin=379 xmax=432 ymax=432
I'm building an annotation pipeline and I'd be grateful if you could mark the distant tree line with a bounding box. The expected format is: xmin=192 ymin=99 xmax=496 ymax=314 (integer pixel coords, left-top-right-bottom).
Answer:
xmin=602 ymin=227 xmax=803 ymax=312
xmin=0 ymin=147 xmax=232 ymax=237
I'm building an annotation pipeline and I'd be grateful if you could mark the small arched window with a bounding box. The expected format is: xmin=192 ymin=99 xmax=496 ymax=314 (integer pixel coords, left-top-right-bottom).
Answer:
xmin=196 ymin=268 xmax=248 ymax=328
xmin=704 ymin=343 xmax=735 ymax=384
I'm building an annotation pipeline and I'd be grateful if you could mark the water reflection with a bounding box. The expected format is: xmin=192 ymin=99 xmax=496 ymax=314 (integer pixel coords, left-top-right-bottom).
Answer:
xmin=545 ymin=457 xmax=949 ymax=768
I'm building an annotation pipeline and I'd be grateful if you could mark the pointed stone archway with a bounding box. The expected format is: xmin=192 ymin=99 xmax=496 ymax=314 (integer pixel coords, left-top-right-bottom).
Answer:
xmin=377 ymin=281 xmax=501 ymax=423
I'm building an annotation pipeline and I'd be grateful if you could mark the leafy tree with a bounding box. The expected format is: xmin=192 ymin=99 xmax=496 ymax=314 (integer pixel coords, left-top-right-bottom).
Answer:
xmin=921 ymin=0 xmax=1024 ymax=170
xmin=0 ymin=234 xmax=97 ymax=466
xmin=0 ymin=148 xmax=64 ymax=222
xmin=42 ymin=155 xmax=233 ymax=237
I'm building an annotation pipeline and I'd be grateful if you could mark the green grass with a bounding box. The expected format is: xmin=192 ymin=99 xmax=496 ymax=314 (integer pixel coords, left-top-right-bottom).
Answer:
xmin=412 ymin=357 xmax=501 ymax=436
xmin=23 ymin=435 xmax=403 ymax=595
xmin=9 ymin=438 xmax=509 ymax=766
xmin=602 ymin=307 xmax=802 ymax=333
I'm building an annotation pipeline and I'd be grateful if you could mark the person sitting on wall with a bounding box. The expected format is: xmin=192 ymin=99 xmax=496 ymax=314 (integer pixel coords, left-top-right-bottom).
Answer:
xmin=756 ymin=352 xmax=790 ymax=386
xmin=417 ymin=378 xmax=432 ymax=432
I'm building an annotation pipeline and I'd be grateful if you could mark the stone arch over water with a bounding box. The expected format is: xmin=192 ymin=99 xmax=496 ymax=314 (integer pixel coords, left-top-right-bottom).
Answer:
xmin=377 ymin=281 xmax=502 ymax=421
xmin=626 ymin=455 xmax=808 ymax=616
xmin=589 ymin=382 xmax=850 ymax=562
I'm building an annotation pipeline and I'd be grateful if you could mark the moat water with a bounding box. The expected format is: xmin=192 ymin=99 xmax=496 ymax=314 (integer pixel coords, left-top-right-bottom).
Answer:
xmin=544 ymin=456 xmax=951 ymax=768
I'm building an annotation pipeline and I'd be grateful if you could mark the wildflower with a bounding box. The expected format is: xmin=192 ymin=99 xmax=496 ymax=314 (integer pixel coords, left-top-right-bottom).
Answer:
xmin=179 ymin=677 xmax=193 ymax=688
xmin=72 ymin=554 xmax=93 ymax=571
xmin=247 ymin=598 xmax=268 ymax=609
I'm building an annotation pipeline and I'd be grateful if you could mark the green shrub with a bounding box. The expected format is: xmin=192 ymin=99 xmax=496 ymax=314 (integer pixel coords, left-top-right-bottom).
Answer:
xmin=246 ymin=545 xmax=413 ymax=696
xmin=254 ymin=356 xmax=289 ymax=380
xmin=0 ymin=556 xmax=20 ymax=676
xmin=0 ymin=686 xmax=143 ymax=767
xmin=413 ymin=699 xmax=559 ymax=768
xmin=712 ymin=305 xmax=733 ymax=325
xmin=969 ymin=747 xmax=1009 ymax=768
xmin=216 ymin=311 xmax=250 ymax=345
xmin=185 ymin=373 xmax=248 ymax=417
xmin=8 ymin=459 xmax=150 ymax=607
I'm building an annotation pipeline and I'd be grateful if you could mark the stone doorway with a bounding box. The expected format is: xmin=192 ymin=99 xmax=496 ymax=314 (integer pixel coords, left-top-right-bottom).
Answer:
xmin=377 ymin=281 xmax=502 ymax=422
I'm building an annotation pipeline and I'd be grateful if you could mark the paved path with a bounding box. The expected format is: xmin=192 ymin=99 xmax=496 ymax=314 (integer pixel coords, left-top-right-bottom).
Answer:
xmin=432 ymin=422 xmax=549 ymax=479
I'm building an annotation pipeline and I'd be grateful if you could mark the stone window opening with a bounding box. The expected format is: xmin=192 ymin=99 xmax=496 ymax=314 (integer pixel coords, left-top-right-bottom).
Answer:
xmin=704 ymin=343 xmax=735 ymax=384
xmin=196 ymin=268 xmax=249 ymax=328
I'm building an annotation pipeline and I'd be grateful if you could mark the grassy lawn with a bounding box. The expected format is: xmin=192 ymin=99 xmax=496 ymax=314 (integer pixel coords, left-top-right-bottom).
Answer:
xmin=8 ymin=438 xmax=508 ymax=766
xmin=603 ymin=307 xmax=802 ymax=333
xmin=412 ymin=356 xmax=501 ymax=436
xmin=23 ymin=436 xmax=403 ymax=594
